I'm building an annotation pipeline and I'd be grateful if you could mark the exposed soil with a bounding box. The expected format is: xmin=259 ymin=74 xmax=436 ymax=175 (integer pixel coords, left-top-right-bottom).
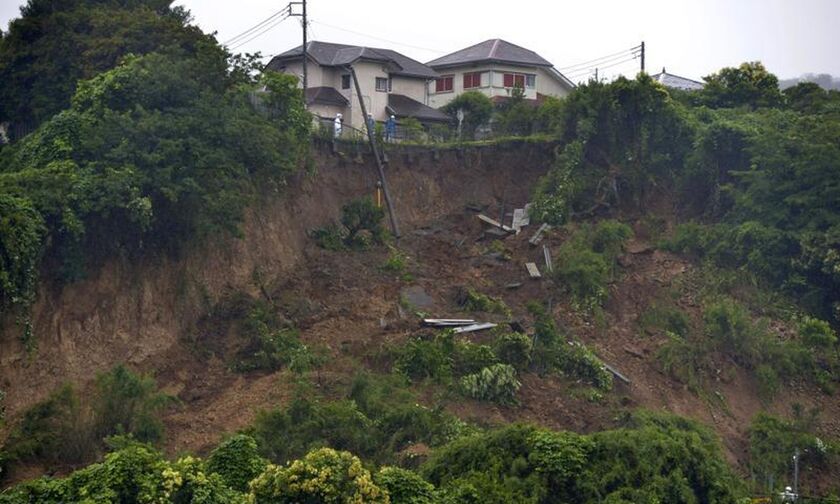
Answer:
xmin=2 ymin=141 xmax=838 ymax=491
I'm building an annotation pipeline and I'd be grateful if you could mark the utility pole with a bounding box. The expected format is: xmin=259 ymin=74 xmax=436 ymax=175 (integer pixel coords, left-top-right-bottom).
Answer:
xmin=594 ymin=67 xmax=598 ymax=82
xmin=289 ymin=0 xmax=308 ymax=97
xmin=348 ymin=66 xmax=401 ymax=238
xmin=640 ymin=40 xmax=645 ymax=73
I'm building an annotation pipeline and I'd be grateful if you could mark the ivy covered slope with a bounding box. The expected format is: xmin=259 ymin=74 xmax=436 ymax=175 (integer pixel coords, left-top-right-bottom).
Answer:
xmin=532 ymin=64 xmax=840 ymax=322
xmin=0 ymin=3 xmax=310 ymax=312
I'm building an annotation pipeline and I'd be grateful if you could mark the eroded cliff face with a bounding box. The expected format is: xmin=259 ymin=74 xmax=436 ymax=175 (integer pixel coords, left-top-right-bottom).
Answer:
xmin=0 ymin=142 xmax=554 ymax=418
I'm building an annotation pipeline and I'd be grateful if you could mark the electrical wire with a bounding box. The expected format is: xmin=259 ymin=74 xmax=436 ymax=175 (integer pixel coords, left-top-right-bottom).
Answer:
xmin=229 ymin=12 xmax=292 ymax=50
xmin=224 ymin=6 xmax=291 ymax=46
xmin=311 ymin=20 xmax=445 ymax=54
xmin=557 ymin=45 xmax=641 ymax=72
xmin=565 ymin=55 xmax=640 ymax=80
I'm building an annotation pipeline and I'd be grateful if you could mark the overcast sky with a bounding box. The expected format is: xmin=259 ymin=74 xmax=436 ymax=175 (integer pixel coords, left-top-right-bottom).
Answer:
xmin=2 ymin=0 xmax=837 ymax=83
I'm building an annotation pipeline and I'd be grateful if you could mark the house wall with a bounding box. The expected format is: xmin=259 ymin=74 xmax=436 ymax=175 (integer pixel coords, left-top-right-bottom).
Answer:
xmin=427 ymin=64 xmax=572 ymax=108
xmin=390 ymin=76 xmax=427 ymax=103
xmin=272 ymin=59 xmax=431 ymax=132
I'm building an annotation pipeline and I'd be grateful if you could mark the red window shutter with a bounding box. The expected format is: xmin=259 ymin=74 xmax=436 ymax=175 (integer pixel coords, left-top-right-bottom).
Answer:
xmin=436 ymin=78 xmax=444 ymax=92
xmin=445 ymin=77 xmax=453 ymax=91
xmin=503 ymin=73 xmax=514 ymax=87
xmin=514 ymin=74 xmax=525 ymax=88
xmin=463 ymin=74 xmax=471 ymax=89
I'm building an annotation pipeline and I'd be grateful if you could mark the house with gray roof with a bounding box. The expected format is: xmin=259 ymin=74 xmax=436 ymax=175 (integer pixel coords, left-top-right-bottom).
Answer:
xmin=653 ymin=68 xmax=704 ymax=91
xmin=425 ymin=39 xmax=575 ymax=108
xmin=266 ymin=41 xmax=449 ymax=132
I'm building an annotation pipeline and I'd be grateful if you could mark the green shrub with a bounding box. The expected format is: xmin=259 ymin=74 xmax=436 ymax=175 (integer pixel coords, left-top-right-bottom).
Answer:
xmin=0 ymin=194 xmax=45 ymax=309
xmin=460 ymin=364 xmax=521 ymax=405
xmin=441 ymin=91 xmax=492 ymax=140
xmin=250 ymin=448 xmax=388 ymax=503
xmin=555 ymin=342 xmax=613 ymax=391
xmin=703 ymin=298 xmax=764 ymax=366
xmin=590 ymin=220 xmax=633 ymax=260
xmin=235 ymin=301 xmax=307 ymax=372
xmin=1 ymin=365 xmax=170 ymax=477
xmin=798 ymin=316 xmax=837 ymax=349
xmin=492 ymin=332 xmax=532 ymax=371
xmin=311 ymin=223 xmax=347 ymax=251
xmin=341 ymin=197 xmax=385 ymax=248
xmin=639 ymin=302 xmax=692 ymax=338
xmin=376 ymin=466 xmax=436 ymax=504
xmin=657 ymin=331 xmax=708 ymax=391
xmin=749 ymin=411 xmax=834 ymax=493
xmin=460 ymin=288 xmax=511 ymax=317
xmin=205 ymin=434 xmax=267 ymax=492
xmin=395 ymin=337 xmax=453 ymax=383
xmin=554 ymin=239 xmax=610 ymax=310
xmin=452 ymin=340 xmax=498 ymax=376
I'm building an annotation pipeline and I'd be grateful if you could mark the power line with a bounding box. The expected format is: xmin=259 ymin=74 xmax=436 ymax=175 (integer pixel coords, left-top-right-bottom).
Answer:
xmin=311 ymin=20 xmax=446 ymax=54
xmin=566 ymin=55 xmax=639 ymax=80
xmin=229 ymin=12 xmax=292 ymax=50
xmin=558 ymin=45 xmax=641 ymax=72
xmin=560 ymin=50 xmax=640 ymax=74
xmin=224 ymin=6 xmax=291 ymax=46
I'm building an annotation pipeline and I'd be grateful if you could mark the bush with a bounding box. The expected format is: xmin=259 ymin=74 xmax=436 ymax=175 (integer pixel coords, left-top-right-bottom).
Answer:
xmin=554 ymin=243 xmax=610 ymax=310
xmin=590 ymin=220 xmax=633 ymax=261
xmin=395 ymin=337 xmax=453 ymax=383
xmin=376 ymin=466 xmax=436 ymax=504
xmin=1 ymin=366 xmax=171 ymax=478
xmin=452 ymin=340 xmax=497 ymax=376
xmin=555 ymin=343 xmax=613 ymax=392
xmin=460 ymin=364 xmax=521 ymax=405
xmin=441 ymin=91 xmax=492 ymax=140
xmin=749 ymin=411 xmax=834 ymax=493
xmin=492 ymin=332 xmax=532 ymax=371
xmin=459 ymin=288 xmax=511 ymax=317
xmin=250 ymin=448 xmax=388 ymax=504
xmin=205 ymin=434 xmax=267 ymax=492
xmin=798 ymin=316 xmax=837 ymax=349
xmin=235 ymin=301 xmax=308 ymax=372
xmin=341 ymin=197 xmax=386 ymax=249
xmin=313 ymin=198 xmax=386 ymax=251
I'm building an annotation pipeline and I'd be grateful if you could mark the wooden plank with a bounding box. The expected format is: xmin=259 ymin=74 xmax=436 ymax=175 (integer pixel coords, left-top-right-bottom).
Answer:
xmin=543 ymin=244 xmax=553 ymax=273
xmin=422 ymin=319 xmax=475 ymax=327
xmin=478 ymin=214 xmax=514 ymax=233
xmin=603 ymin=363 xmax=631 ymax=384
xmin=452 ymin=322 xmax=498 ymax=334
xmin=526 ymin=262 xmax=541 ymax=279
xmin=511 ymin=208 xmax=530 ymax=232
xmin=528 ymin=223 xmax=551 ymax=246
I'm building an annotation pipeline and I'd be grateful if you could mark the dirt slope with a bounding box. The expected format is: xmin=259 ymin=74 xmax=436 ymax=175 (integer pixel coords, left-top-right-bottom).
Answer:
xmin=2 ymin=140 xmax=837 ymax=489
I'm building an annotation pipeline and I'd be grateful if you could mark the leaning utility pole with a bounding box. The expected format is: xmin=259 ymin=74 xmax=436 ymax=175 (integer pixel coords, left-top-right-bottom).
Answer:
xmin=640 ymin=40 xmax=645 ymax=73
xmin=289 ymin=0 xmax=308 ymax=95
xmin=347 ymin=66 xmax=401 ymax=238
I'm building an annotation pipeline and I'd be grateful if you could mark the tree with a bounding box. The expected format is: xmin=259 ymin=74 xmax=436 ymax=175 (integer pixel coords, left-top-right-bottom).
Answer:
xmin=0 ymin=0 xmax=218 ymax=130
xmin=441 ymin=91 xmax=492 ymax=139
xmin=249 ymin=448 xmax=389 ymax=503
xmin=701 ymin=61 xmax=784 ymax=109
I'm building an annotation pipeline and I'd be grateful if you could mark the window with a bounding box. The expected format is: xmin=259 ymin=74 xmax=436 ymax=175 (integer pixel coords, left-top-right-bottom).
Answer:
xmin=375 ymin=77 xmax=390 ymax=92
xmin=463 ymin=72 xmax=483 ymax=89
xmin=503 ymin=73 xmax=535 ymax=89
xmin=526 ymin=74 xmax=536 ymax=88
xmin=341 ymin=74 xmax=351 ymax=89
xmin=435 ymin=75 xmax=454 ymax=93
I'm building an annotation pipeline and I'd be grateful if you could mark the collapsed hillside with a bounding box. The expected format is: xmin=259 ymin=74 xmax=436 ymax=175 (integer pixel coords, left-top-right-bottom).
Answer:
xmin=2 ymin=141 xmax=837 ymax=495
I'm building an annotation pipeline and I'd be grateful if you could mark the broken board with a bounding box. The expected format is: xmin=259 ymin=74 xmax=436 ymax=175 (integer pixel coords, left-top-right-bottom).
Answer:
xmin=422 ymin=319 xmax=475 ymax=327
xmin=602 ymin=363 xmax=631 ymax=384
xmin=543 ymin=244 xmax=553 ymax=273
xmin=526 ymin=262 xmax=541 ymax=279
xmin=477 ymin=214 xmax=514 ymax=233
xmin=452 ymin=322 xmax=498 ymax=334
xmin=511 ymin=206 xmax=531 ymax=232
xmin=528 ymin=223 xmax=551 ymax=246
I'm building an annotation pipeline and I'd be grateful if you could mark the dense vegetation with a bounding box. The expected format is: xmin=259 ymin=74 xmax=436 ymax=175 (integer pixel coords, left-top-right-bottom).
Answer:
xmin=0 ymin=409 xmax=749 ymax=503
xmin=0 ymin=1 xmax=309 ymax=325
